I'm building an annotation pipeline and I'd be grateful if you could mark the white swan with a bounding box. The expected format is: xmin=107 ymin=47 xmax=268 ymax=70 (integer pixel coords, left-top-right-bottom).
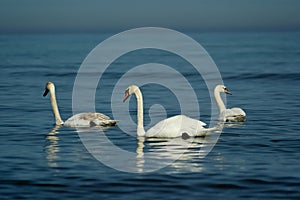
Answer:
xmin=214 ymin=85 xmax=246 ymax=122
xmin=43 ymin=82 xmax=119 ymax=127
xmin=123 ymin=85 xmax=218 ymax=138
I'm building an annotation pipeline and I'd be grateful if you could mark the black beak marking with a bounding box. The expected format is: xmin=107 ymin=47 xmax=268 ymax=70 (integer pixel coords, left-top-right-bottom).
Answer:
xmin=43 ymin=89 xmax=49 ymax=97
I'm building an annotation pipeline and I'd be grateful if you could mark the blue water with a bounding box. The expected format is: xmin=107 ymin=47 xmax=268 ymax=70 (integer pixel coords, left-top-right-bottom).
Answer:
xmin=1 ymin=31 xmax=300 ymax=199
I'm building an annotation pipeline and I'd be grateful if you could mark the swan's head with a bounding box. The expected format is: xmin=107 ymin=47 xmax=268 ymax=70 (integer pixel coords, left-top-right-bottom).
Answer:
xmin=216 ymin=84 xmax=232 ymax=95
xmin=43 ymin=82 xmax=55 ymax=97
xmin=123 ymin=85 xmax=139 ymax=102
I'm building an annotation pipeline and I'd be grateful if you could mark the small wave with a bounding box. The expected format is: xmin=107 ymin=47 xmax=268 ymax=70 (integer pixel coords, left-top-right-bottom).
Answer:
xmin=226 ymin=72 xmax=300 ymax=81
xmin=208 ymin=183 xmax=248 ymax=189
xmin=45 ymin=72 xmax=77 ymax=77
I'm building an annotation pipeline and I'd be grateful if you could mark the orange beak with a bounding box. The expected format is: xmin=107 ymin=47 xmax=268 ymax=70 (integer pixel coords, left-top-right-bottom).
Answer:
xmin=123 ymin=90 xmax=129 ymax=102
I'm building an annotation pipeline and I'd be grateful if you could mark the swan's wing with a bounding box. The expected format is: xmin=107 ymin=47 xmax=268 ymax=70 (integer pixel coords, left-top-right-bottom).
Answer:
xmin=230 ymin=108 xmax=246 ymax=116
xmin=77 ymin=112 xmax=111 ymax=120
xmin=64 ymin=113 xmax=91 ymax=127
xmin=64 ymin=112 xmax=118 ymax=127
xmin=92 ymin=112 xmax=119 ymax=126
xmin=146 ymin=115 xmax=206 ymax=138
xmin=221 ymin=108 xmax=246 ymax=122
xmin=180 ymin=115 xmax=206 ymax=127
xmin=223 ymin=108 xmax=246 ymax=117
xmin=92 ymin=119 xmax=119 ymax=127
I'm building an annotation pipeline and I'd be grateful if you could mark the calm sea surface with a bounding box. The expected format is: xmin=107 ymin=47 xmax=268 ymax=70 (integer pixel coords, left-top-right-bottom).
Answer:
xmin=0 ymin=31 xmax=300 ymax=199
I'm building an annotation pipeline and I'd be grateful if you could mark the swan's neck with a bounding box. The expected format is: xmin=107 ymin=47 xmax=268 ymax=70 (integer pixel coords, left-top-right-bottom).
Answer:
xmin=214 ymin=88 xmax=226 ymax=113
xmin=49 ymin=88 xmax=64 ymax=125
xmin=135 ymin=88 xmax=146 ymax=136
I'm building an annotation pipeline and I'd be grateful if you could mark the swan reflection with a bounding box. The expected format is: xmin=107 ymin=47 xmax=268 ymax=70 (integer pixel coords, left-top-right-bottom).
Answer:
xmin=136 ymin=134 xmax=220 ymax=173
xmin=45 ymin=125 xmax=61 ymax=168
xmin=45 ymin=125 xmax=110 ymax=170
xmin=45 ymin=125 xmax=220 ymax=173
xmin=136 ymin=137 xmax=145 ymax=173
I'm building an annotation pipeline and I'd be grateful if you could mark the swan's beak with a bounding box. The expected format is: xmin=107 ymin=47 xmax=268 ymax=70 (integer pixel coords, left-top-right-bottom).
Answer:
xmin=225 ymin=89 xmax=232 ymax=95
xmin=123 ymin=90 xmax=129 ymax=102
xmin=43 ymin=88 xmax=49 ymax=97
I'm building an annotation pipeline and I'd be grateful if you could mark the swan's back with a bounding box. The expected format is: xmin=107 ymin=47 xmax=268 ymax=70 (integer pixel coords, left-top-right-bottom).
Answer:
xmin=146 ymin=115 xmax=207 ymax=138
xmin=64 ymin=112 xmax=118 ymax=127
xmin=230 ymin=108 xmax=246 ymax=116
xmin=221 ymin=108 xmax=246 ymax=122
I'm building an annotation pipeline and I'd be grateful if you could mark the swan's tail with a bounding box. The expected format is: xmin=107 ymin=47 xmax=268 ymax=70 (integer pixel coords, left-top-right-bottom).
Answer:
xmin=99 ymin=120 xmax=119 ymax=127
xmin=195 ymin=126 xmax=221 ymax=137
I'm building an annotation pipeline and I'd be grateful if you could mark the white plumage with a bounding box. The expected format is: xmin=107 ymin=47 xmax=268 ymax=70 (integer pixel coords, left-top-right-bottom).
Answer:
xmin=43 ymin=82 xmax=118 ymax=127
xmin=123 ymin=85 xmax=217 ymax=138
xmin=214 ymin=85 xmax=246 ymax=122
